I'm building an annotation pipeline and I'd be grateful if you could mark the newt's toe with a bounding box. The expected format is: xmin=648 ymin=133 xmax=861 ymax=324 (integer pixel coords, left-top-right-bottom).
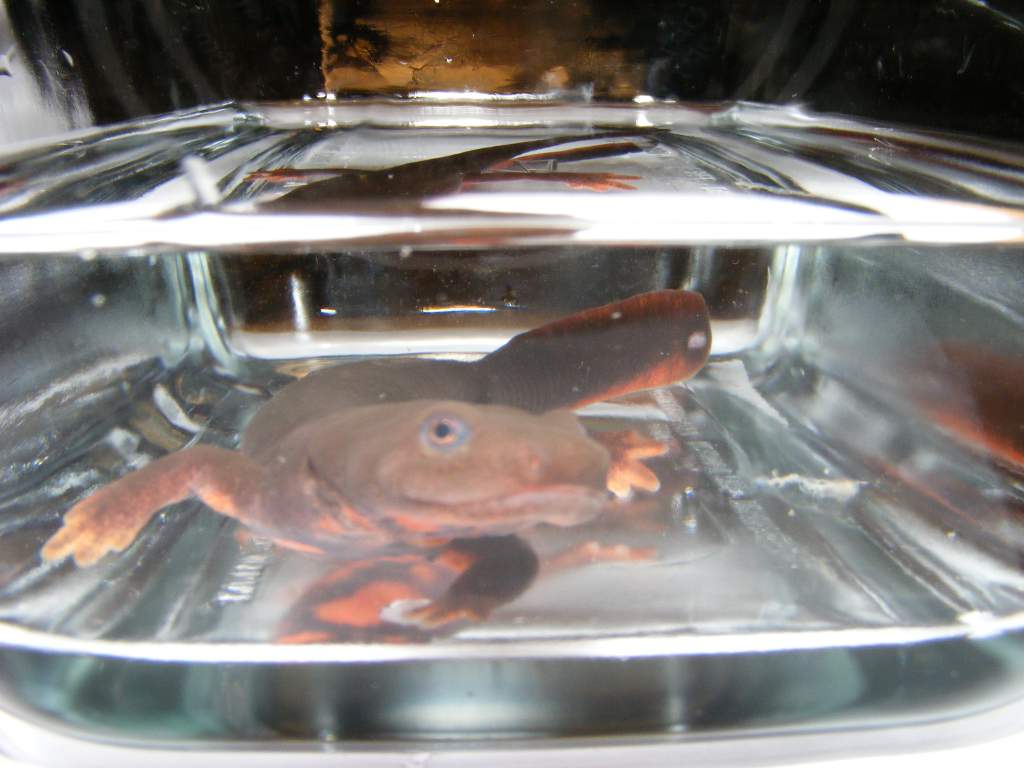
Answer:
xmin=608 ymin=461 xmax=662 ymax=498
xmin=41 ymin=490 xmax=150 ymax=566
xmin=595 ymin=430 xmax=674 ymax=499
xmin=42 ymin=518 xmax=117 ymax=567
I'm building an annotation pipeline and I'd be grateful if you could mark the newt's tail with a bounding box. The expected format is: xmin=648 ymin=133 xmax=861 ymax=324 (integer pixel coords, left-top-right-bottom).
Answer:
xmin=479 ymin=290 xmax=711 ymax=413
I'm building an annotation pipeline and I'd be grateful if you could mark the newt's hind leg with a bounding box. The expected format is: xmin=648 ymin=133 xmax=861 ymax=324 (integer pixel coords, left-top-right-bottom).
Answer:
xmin=404 ymin=535 xmax=540 ymax=628
xmin=42 ymin=445 xmax=263 ymax=567
xmin=279 ymin=535 xmax=539 ymax=643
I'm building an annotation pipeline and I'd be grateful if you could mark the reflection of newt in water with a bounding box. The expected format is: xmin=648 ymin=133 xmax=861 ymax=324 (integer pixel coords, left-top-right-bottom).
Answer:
xmin=250 ymin=133 xmax=648 ymax=210
xmin=912 ymin=342 xmax=1024 ymax=476
xmin=858 ymin=340 xmax=1024 ymax=565
xmin=42 ymin=290 xmax=710 ymax=641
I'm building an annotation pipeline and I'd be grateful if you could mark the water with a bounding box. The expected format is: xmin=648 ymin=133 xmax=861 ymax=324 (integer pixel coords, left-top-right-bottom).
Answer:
xmin=0 ymin=100 xmax=1023 ymax=749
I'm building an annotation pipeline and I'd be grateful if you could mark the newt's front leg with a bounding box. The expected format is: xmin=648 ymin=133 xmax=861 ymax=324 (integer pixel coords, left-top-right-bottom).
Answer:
xmin=593 ymin=429 xmax=675 ymax=499
xmin=42 ymin=445 xmax=264 ymax=567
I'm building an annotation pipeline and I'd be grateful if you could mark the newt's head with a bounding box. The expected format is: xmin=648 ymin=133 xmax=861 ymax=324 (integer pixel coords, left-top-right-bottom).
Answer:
xmin=298 ymin=399 xmax=612 ymax=541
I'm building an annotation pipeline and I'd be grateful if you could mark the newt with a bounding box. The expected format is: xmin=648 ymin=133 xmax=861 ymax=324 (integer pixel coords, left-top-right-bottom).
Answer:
xmin=41 ymin=290 xmax=711 ymax=640
xmin=253 ymin=133 xmax=648 ymax=209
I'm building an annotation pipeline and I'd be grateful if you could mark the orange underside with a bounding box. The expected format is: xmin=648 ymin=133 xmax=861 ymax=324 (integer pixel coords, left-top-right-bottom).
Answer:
xmin=433 ymin=548 xmax=477 ymax=573
xmin=277 ymin=630 xmax=334 ymax=645
xmin=926 ymin=407 xmax=1024 ymax=473
xmin=314 ymin=580 xmax=423 ymax=627
xmin=571 ymin=355 xmax=687 ymax=409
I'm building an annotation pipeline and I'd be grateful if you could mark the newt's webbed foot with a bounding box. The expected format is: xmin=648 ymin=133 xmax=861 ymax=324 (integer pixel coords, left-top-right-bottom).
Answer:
xmin=42 ymin=485 xmax=154 ymax=567
xmin=593 ymin=429 xmax=675 ymax=499
xmin=42 ymin=445 xmax=261 ymax=567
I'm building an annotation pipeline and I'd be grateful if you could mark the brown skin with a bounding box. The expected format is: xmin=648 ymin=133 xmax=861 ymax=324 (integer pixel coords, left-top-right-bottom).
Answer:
xmin=41 ymin=401 xmax=613 ymax=566
xmin=313 ymin=401 xmax=610 ymax=528
xmin=256 ymin=133 xmax=651 ymax=209
xmin=41 ymin=290 xmax=712 ymax=639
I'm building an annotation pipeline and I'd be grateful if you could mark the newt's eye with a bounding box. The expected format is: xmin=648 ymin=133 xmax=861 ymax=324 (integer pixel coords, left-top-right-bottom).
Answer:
xmin=420 ymin=414 xmax=471 ymax=453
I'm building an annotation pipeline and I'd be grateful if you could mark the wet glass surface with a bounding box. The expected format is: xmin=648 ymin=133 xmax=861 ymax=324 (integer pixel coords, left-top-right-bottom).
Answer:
xmin=0 ymin=101 xmax=1022 ymax=747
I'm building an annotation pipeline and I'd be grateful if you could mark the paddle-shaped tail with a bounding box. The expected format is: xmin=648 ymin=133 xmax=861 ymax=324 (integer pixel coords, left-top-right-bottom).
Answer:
xmin=479 ymin=289 xmax=711 ymax=413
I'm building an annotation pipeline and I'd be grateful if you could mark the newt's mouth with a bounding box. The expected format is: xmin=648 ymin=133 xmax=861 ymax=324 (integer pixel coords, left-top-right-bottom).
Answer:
xmin=378 ymin=484 xmax=614 ymax=539
xmin=307 ymin=456 xmax=612 ymax=537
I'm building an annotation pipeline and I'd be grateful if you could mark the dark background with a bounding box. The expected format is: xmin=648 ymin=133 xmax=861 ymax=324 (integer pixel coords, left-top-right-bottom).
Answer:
xmin=6 ymin=0 xmax=1024 ymax=141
